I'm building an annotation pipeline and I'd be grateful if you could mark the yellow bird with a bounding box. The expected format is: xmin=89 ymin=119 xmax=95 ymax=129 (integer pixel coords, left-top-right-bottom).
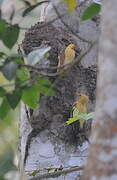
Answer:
xmin=58 ymin=43 xmax=76 ymax=71
xmin=73 ymin=94 xmax=89 ymax=128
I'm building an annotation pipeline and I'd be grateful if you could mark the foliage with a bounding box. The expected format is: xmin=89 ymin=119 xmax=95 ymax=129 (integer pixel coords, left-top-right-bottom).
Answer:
xmin=0 ymin=107 xmax=19 ymax=180
xmin=63 ymin=0 xmax=101 ymax=17
xmin=66 ymin=111 xmax=94 ymax=125
xmin=0 ymin=53 xmax=55 ymax=118
xmin=0 ymin=0 xmax=101 ymax=120
xmin=0 ymin=46 xmax=54 ymax=119
xmin=81 ymin=2 xmax=101 ymax=21
xmin=0 ymin=0 xmax=55 ymax=119
xmin=0 ymin=20 xmax=20 ymax=49
xmin=0 ymin=0 xmax=101 ymax=179
xmin=0 ymin=151 xmax=16 ymax=180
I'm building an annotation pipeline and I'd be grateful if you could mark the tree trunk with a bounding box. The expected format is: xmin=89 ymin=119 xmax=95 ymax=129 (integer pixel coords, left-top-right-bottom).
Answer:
xmin=19 ymin=0 xmax=99 ymax=179
xmin=82 ymin=0 xmax=117 ymax=179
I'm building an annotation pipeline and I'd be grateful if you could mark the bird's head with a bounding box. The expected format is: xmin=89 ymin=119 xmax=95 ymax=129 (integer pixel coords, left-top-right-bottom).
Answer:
xmin=78 ymin=93 xmax=89 ymax=104
xmin=68 ymin=43 xmax=76 ymax=49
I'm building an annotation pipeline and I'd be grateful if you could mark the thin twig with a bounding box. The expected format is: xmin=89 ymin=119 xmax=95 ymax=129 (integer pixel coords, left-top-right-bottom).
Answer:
xmin=0 ymin=42 xmax=95 ymax=96
xmin=29 ymin=166 xmax=84 ymax=180
xmin=19 ymin=11 xmax=68 ymax=30
xmin=53 ymin=4 xmax=92 ymax=44
xmin=21 ymin=42 xmax=95 ymax=77
xmin=18 ymin=1 xmax=89 ymax=31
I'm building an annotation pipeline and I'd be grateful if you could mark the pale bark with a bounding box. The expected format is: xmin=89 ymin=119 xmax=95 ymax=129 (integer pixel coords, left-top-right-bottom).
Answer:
xmin=83 ymin=0 xmax=117 ymax=179
xmin=19 ymin=0 xmax=99 ymax=179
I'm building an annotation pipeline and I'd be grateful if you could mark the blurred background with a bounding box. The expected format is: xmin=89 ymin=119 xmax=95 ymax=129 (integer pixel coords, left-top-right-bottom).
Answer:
xmin=0 ymin=108 xmax=19 ymax=180
xmin=0 ymin=0 xmax=42 ymax=179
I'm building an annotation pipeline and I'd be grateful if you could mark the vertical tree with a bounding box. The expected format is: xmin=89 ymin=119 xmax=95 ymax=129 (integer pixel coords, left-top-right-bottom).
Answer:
xmin=83 ymin=0 xmax=117 ymax=179
xmin=20 ymin=0 xmax=99 ymax=179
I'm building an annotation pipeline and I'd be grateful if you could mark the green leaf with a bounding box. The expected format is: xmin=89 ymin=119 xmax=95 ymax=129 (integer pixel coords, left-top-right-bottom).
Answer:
xmin=44 ymin=52 xmax=50 ymax=58
xmin=38 ymin=77 xmax=51 ymax=86
xmin=66 ymin=117 xmax=79 ymax=125
xmin=36 ymin=77 xmax=55 ymax=96
xmin=0 ymin=87 xmax=6 ymax=97
xmin=38 ymin=84 xmax=55 ymax=96
xmin=0 ymin=51 xmax=6 ymax=58
xmin=1 ymin=61 xmax=18 ymax=81
xmin=0 ymin=19 xmax=7 ymax=39
xmin=44 ymin=88 xmax=55 ymax=96
xmin=0 ymin=72 xmax=15 ymax=92
xmin=22 ymin=1 xmax=49 ymax=17
xmin=7 ymin=90 xmax=22 ymax=109
xmin=66 ymin=112 xmax=94 ymax=125
xmin=31 ymin=170 xmax=39 ymax=177
xmin=16 ymin=67 xmax=30 ymax=84
xmin=2 ymin=24 xmax=20 ymax=49
xmin=0 ymin=98 xmax=11 ymax=120
xmin=22 ymin=77 xmax=55 ymax=109
xmin=27 ymin=46 xmax=51 ymax=65
xmin=22 ymin=85 xmax=40 ymax=109
xmin=14 ymin=57 xmax=24 ymax=64
xmin=0 ymin=151 xmax=15 ymax=179
xmin=77 ymin=112 xmax=94 ymax=120
xmin=84 ymin=112 xmax=94 ymax=120
xmin=81 ymin=3 xmax=101 ymax=21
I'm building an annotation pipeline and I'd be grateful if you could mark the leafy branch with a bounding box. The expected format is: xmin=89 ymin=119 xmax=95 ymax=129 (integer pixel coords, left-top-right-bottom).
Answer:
xmin=21 ymin=41 xmax=95 ymax=77
xmin=0 ymin=0 xmax=99 ymax=120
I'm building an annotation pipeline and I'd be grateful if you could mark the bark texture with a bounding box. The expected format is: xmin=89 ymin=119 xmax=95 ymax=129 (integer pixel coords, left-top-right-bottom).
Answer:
xmin=82 ymin=0 xmax=117 ymax=179
xmin=19 ymin=0 xmax=100 ymax=179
